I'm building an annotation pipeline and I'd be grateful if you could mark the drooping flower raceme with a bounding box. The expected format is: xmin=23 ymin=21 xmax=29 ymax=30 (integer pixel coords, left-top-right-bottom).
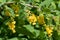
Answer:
xmin=27 ymin=14 xmax=37 ymax=25
xmin=7 ymin=21 xmax=16 ymax=33
xmin=37 ymin=15 xmax=45 ymax=25
xmin=45 ymin=25 xmax=53 ymax=37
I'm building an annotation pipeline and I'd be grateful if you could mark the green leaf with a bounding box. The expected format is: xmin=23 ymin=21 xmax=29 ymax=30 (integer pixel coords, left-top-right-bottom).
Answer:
xmin=50 ymin=2 xmax=56 ymax=10
xmin=0 ymin=38 xmax=2 ymax=40
xmin=6 ymin=0 xmax=13 ymax=2
xmin=58 ymin=35 xmax=60 ymax=40
xmin=13 ymin=0 xmax=20 ymax=2
xmin=5 ymin=6 xmax=15 ymax=17
xmin=39 ymin=31 xmax=45 ymax=39
xmin=0 ymin=0 xmax=6 ymax=3
xmin=16 ymin=26 xmax=35 ymax=37
xmin=23 ymin=25 xmax=34 ymax=33
xmin=34 ymin=0 xmax=40 ymax=2
xmin=8 ymin=37 xmax=18 ymax=40
xmin=58 ymin=1 xmax=60 ymax=9
xmin=18 ymin=38 xmax=28 ymax=40
xmin=0 ymin=16 xmax=3 ymax=19
xmin=34 ymin=30 xmax=40 ymax=37
xmin=40 ymin=0 xmax=53 ymax=7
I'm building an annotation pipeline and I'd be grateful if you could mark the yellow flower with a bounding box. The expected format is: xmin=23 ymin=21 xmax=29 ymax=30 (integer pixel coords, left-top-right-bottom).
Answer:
xmin=11 ymin=4 xmax=19 ymax=13
xmin=25 ymin=10 xmax=31 ymax=17
xmin=33 ymin=22 xmax=36 ymax=25
xmin=12 ymin=21 xmax=16 ymax=24
xmin=37 ymin=15 xmax=45 ymax=25
xmin=13 ymin=5 xmax=19 ymax=13
xmin=25 ymin=10 xmax=30 ymax=13
xmin=28 ymin=14 xmax=37 ymax=25
xmin=8 ymin=21 xmax=16 ymax=33
xmin=45 ymin=25 xmax=53 ymax=37
xmin=15 ymin=13 xmax=19 ymax=17
xmin=5 ymin=10 xmax=11 ymax=16
xmin=11 ymin=5 xmax=19 ymax=17
xmin=12 ymin=29 xmax=16 ymax=33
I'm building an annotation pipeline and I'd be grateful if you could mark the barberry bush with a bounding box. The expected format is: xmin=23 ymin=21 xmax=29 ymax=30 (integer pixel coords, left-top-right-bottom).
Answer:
xmin=0 ymin=0 xmax=60 ymax=40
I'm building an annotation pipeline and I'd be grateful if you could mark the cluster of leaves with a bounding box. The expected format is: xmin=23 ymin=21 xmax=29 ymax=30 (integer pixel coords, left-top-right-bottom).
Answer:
xmin=0 ymin=0 xmax=60 ymax=40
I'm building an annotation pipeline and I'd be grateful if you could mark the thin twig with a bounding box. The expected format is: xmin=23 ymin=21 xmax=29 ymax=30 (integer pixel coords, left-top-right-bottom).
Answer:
xmin=1 ymin=2 xmax=37 ymax=8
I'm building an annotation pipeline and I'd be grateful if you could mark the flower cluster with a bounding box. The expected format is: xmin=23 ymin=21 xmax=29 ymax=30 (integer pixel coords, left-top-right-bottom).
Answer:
xmin=11 ymin=4 xmax=20 ymax=17
xmin=27 ymin=14 xmax=37 ymax=25
xmin=7 ymin=20 xmax=16 ymax=33
xmin=45 ymin=25 xmax=53 ymax=37
xmin=5 ymin=10 xmax=11 ymax=16
xmin=37 ymin=14 xmax=45 ymax=25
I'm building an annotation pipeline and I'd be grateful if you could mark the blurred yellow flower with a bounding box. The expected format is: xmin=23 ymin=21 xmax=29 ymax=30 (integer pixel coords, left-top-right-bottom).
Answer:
xmin=25 ymin=10 xmax=30 ymax=14
xmin=45 ymin=25 xmax=53 ymax=37
xmin=15 ymin=13 xmax=19 ymax=17
xmin=14 ymin=5 xmax=19 ymax=13
xmin=11 ymin=4 xmax=19 ymax=13
xmin=25 ymin=10 xmax=31 ymax=17
xmin=37 ymin=15 xmax=45 ymax=25
xmin=27 ymin=14 xmax=37 ymax=25
xmin=12 ymin=29 xmax=16 ymax=33
xmin=5 ymin=10 xmax=11 ymax=16
xmin=8 ymin=21 xmax=16 ymax=33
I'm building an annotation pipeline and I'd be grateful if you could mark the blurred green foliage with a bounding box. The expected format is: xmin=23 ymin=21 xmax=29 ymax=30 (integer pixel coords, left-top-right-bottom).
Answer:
xmin=0 ymin=0 xmax=60 ymax=40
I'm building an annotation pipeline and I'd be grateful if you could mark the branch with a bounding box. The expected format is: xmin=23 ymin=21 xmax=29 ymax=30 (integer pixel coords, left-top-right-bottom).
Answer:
xmin=20 ymin=3 xmax=37 ymax=8
xmin=4 ymin=2 xmax=15 ymax=5
xmin=1 ymin=2 xmax=37 ymax=8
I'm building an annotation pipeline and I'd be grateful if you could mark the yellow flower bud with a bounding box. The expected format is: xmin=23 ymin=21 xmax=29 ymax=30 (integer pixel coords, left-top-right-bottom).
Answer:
xmin=7 ymin=21 xmax=16 ymax=33
xmin=12 ymin=5 xmax=19 ymax=13
xmin=37 ymin=15 xmax=45 ymax=25
xmin=32 ymin=22 xmax=36 ymax=25
xmin=15 ymin=13 xmax=19 ymax=17
xmin=12 ymin=29 xmax=16 ymax=33
xmin=12 ymin=21 xmax=16 ymax=24
xmin=5 ymin=10 xmax=11 ymax=16
xmin=8 ymin=22 xmax=15 ymax=30
xmin=28 ymin=14 xmax=37 ymax=25
xmin=45 ymin=25 xmax=53 ymax=37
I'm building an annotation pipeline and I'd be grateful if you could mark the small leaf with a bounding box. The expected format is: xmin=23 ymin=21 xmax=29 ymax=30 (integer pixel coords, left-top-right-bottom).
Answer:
xmin=0 ymin=0 xmax=6 ymax=3
xmin=34 ymin=30 xmax=40 ymax=37
xmin=23 ymin=25 xmax=34 ymax=33
xmin=8 ymin=37 xmax=18 ymax=40
xmin=0 ymin=38 xmax=2 ymax=40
